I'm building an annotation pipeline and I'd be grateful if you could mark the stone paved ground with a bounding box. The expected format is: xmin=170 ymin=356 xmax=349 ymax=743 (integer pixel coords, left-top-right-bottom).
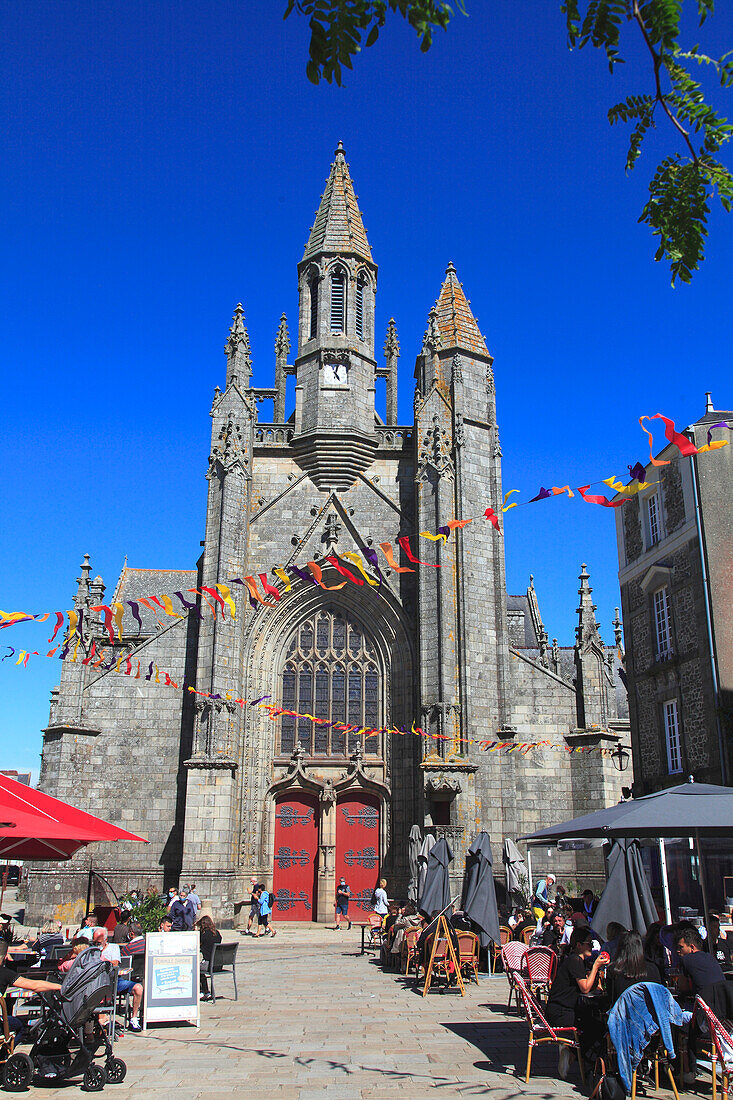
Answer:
xmin=14 ymin=926 xmax=676 ymax=1099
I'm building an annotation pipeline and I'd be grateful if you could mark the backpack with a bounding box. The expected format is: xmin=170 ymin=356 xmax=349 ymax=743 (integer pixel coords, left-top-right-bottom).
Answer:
xmin=60 ymin=944 xmax=114 ymax=1027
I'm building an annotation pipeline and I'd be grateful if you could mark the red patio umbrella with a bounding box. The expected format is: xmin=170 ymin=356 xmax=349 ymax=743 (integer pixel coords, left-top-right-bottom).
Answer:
xmin=0 ymin=773 xmax=147 ymax=860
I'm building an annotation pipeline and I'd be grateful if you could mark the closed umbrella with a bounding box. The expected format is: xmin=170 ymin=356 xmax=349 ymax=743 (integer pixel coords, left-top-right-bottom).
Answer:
xmin=417 ymin=833 xmax=435 ymax=900
xmin=418 ymin=837 xmax=452 ymax=917
xmin=503 ymin=838 xmax=528 ymax=906
xmin=408 ymin=825 xmax=422 ymax=903
xmin=464 ymin=832 xmax=501 ymax=948
xmin=590 ymin=839 xmax=658 ymax=938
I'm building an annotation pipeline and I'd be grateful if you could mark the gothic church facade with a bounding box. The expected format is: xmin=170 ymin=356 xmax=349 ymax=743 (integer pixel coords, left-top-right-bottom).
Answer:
xmin=30 ymin=145 xmax=628 ymax=924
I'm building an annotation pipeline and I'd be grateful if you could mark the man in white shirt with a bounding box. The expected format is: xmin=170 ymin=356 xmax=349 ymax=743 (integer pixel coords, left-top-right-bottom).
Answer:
xmin=93 ymin=928 xmax=143 ymax=1032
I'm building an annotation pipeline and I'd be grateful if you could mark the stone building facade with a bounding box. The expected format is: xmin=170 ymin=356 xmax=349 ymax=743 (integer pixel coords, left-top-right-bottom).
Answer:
xmin=613 ymin=397 xmax=733 ymax=793
xmin=30 ymin=145 xmax=629 ymax=925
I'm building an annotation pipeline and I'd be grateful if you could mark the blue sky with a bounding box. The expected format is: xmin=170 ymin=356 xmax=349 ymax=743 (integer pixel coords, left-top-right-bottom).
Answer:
xmin=1 ymin=1 xmax=732 ymax=774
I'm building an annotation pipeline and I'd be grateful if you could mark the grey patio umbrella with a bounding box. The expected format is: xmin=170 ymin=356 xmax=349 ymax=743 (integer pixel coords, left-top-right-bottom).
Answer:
xmin=417 ymin=833 xmax=436 ymax=900
xmin=418 ymin=837 xmax=452 ymax=917
xmin=521 ymin=779 xmax=733 ymax=929
xmin=408 ymin=825 xmax=422 ymax=903
xmin=464 ymin=832 xmax=501 ymax=948
xmin=503 ymin=838 xmax=528 ymax=906
xmin=590 ymin=838 xmax=659 ymax=938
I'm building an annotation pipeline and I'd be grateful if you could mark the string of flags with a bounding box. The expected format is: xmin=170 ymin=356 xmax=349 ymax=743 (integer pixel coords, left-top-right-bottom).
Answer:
xmin=1 ymin=412 xmax=730 ymax=643
xmin=0 ymin=642 xmax=626 ymax=755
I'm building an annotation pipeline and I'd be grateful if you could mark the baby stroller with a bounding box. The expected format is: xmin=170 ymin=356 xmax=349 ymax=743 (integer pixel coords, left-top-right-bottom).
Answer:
xmin=2 ymin=944 xmax=127 ymax=1092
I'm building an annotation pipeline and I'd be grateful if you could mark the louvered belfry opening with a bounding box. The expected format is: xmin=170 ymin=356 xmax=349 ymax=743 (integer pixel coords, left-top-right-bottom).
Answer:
xmin=355 ymin=276 xmax=365 ymax=340
xmin=330 ymin=271 xmax=345 ymax=334
xmin=309 ymin=275 xmax=318 ymax=339
xmin=279 ymin=608 xmax=381 ymax=759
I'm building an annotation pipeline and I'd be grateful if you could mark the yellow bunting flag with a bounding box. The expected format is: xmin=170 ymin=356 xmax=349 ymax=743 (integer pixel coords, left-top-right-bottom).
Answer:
xmin=340 ymin=551 xmax=379 ymax=586
xmin=502 ymin=490 xmax=520 ymax=512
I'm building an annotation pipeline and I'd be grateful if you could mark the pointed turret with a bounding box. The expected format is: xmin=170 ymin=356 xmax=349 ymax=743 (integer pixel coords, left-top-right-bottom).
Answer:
xmin=274 ymin=313 xmax=290 ymax=422
xmin=433 ymin=262 xmax=491 ymax=358
xmin=576 ymin=563 xmax=601 ymax=647
xmin=225 ymin=303 xmax=252 ymax=388
xmin=302 ymin=141 xmax=372 ymax=265
xmin=383 ymin=319 xmax=400 ymax=425
xmin=74 ymin=554 xmax=92 ymax=608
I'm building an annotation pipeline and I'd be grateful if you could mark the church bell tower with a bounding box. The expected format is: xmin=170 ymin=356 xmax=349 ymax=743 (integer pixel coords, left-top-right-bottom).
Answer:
xmin=292 ymin=142 xmax=379 ymax=490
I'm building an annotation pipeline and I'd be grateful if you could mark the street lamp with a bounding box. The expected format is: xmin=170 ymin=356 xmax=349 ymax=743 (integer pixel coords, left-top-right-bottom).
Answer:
xmin=610 ymin=744 xmax=631 ymax=772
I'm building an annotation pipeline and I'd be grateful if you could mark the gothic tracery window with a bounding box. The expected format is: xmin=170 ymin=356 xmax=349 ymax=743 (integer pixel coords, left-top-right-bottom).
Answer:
xmin=279 ymin=609 xmax=382 ymax=758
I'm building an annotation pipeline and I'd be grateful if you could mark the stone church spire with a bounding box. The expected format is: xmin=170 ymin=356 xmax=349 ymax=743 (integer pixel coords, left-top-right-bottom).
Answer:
xmin=274 ymin=313 xmax=290 ymax=422
xmin=302 ymin=141 xmax=373 ymax=266
xmin=225 ymin=303 xmax=252 ymax=389
xmin=433 ymin=262 xmax=490 ymax=357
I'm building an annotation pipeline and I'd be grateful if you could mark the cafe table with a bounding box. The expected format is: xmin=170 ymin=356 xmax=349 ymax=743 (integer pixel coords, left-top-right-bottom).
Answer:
xmin=350 ymin=921 xmax=374 ymax=955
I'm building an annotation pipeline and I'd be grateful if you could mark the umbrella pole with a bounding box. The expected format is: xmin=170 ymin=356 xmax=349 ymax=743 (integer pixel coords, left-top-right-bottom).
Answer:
xmin=696 ymin=830 xmax=711 ymax=933
xmin=659 ymin=839 xmax=672 ymax=924
xmin=85 ymin=863 xmax=93 ymax=917
xmin=526 ymin=848 xmax=533 ymax=905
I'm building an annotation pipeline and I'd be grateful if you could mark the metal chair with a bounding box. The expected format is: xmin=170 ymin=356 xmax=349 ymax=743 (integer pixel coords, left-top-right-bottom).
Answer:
xmin=520 ymin=925 xmax=536 ymax=946
xmin=204 ymin=942 xmax=239 ymax=1004
xmin=500 ymin=940 xmax=528 ymax=1012
xmin=514 ymin=972 xmax=585 ymax=1086
xmin=402 ymin=928 xmax=420 ymax=976
xmin=695 ymin=995 xmax=733 ymax=1100
xmin=491 ymin=925 xmax=513 ymax=973
xmin=456 ymin=930 xmax=480 ymax=984
xmin=367 ymin=913 xmax=384 ymax=950
xmin=522 ymin=945 xmax=557 ymax=1002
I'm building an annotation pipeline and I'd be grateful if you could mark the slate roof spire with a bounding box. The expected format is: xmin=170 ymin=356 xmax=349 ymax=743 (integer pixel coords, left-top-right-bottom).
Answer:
xmin=433 ymin=262 xmax=491 ymax=358
xmin=302 ymin=141 xmax=373 ymax=264
xmin=225 ymin=303 xmax=252 ymax=387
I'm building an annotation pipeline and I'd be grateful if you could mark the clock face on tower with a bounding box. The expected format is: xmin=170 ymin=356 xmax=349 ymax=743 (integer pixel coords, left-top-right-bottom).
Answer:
xmin=323 ymin=361 xmax=349 ymax=387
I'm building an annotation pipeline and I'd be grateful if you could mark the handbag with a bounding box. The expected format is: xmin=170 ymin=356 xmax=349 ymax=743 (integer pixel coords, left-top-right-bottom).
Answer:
xmin=589 ymin=1056 xmax=625 ymax=1100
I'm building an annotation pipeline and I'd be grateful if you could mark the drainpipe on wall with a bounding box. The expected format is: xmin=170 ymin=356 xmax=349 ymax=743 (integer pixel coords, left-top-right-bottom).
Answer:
xmin=687 ymin=435 xmax=727 ymax=785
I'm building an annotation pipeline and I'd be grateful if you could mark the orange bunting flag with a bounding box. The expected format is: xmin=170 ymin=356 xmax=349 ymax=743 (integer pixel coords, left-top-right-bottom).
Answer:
xmin=379 ymin=542 xmax=415 ymax=573
xmin=151 ymin=595 xmax=184 ymax=619
xmin=639 ymin=412 xmax=700 ymax=467
xmin=138 ymin=598 xmax=167 ymax=627
xmin=446 ymin=519 xmax=472 ymax=530
xmin=339 ymin=551 xmax=379 ymax=586
xmin=241 ymin=578 xmax=277 ymax=608
xmin=397 ymin=536 xmax=439 ymax=568
xmin=307 ymin=561 xmax=347 ymax=590
xmin=577 ymin=485 xmax=628 ymax=509
xmin=551 ymin=486 xmax=574 ymax=498
xmin=483 ymin=507 xmax=501 ymax=532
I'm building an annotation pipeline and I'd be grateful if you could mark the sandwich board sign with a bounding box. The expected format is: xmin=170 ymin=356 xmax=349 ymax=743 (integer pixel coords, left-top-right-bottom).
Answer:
xmin=143 ymin=930 xmax=200 ymax=1029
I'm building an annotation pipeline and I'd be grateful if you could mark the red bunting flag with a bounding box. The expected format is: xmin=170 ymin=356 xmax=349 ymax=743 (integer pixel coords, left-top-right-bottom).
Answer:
xmin=483 ymin=507 xmax=501 ymax=532
xmin=577 ymin=485 xmax=628 ymax=509
xmin=258 ymin=573 xmax=281 ymax=601
xmin=326 ymin=555 xmax=364 ymax=586
xmin=397 ymin=536 xmax=439 ymax=568
xmin=379 ymin=543 xmax=415 ymax=573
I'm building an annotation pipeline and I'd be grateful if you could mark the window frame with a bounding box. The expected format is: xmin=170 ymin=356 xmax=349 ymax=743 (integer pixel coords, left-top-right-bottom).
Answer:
xmin=647 ymin=491 xmax=662 ymax=547
xmin=355 ymin=275 xmax=365 ymax=340
xmin=664 ymin=698 xmax=683 ymax=775
xmin=329 ymin=269 xmax=346 ymax=335
xmin=308 ymin=274 xmax=319 ymax=340
xmin=653 ymin=585 xmax=673 ymax=661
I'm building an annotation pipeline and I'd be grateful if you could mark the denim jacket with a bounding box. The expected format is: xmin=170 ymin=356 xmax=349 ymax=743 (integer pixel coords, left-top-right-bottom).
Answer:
xmin=608 ymin=982 xmax=691 ymax=1093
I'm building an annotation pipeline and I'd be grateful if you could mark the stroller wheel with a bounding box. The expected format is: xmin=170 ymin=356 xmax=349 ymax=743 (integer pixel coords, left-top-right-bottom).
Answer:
xmin=3 ymin=1052 xmax=33 ymax=1092
xmin=105 ymin=1057 xmax=126 ymax=1084
xmin=82 ymin=1063 xmax=107 ymax=1092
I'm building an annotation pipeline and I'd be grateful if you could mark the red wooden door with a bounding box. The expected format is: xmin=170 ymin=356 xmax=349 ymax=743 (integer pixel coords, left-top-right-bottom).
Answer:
xmin=335 ymin=793 xmax=380 ymax=918
xmin=273 ymin=793 xmax=318 ymax=921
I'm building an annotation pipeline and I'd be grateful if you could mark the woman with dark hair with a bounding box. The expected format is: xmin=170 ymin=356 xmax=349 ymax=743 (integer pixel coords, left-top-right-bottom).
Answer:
xmin=607 ymin=930 xmax=662 ymax=1005
xmin=546 ymin=927 xmax=610 ymax=1079
xmin=195 ymin=914 xmax=222 ymax=999
xmin=644 ymin=921 xmax=668 ymax=980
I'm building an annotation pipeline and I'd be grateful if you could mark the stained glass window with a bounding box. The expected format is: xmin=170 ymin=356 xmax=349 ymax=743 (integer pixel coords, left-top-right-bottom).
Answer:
xmin=278 ymin=609 xmax=382 ymax=758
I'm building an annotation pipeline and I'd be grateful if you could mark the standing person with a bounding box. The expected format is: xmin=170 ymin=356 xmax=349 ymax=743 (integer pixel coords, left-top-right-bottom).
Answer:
xmin=195 ymin=915 xmax=222 ymax=999
xmin=112 ymin=910 xmax=131 ymax=944
xmin=187 ymin=883 xmax=202 ymax=914
xmin=255 ymin=884 xmax=277 ymax=938
xmin=532 ymin=874 xmax=555 ymax=920
xmin=93 ymin=928 xmax=144 ymax=1032
xmin=335 ymin=878 xmax=351 ymax=931
xmin=246 ymin=877 xmax=259 ymax=935
xmin=581 ymin=890 xmax=597 ymax=922
xmin=373 ymin=879 xmax=388 ymax=919
xmin=170 ymin=887 xmax=196 ymax=931
xmin=546 ymin=928 xmax=610 ymax=1079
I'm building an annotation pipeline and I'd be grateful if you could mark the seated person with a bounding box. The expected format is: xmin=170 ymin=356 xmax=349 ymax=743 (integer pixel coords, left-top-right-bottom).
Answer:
xmin=391 ymin=907 xmax=422 ymax=962
xmin=76 ymin=914 xmax=99 ymax=941
xmin=513 ymin=913 xmax=536 ymax=942
xmin=0 ymin=940 xmax=61 ymax=1036
xmin=158 ymin=916 xmax=173 ymax=933
xmin=675 ymin=925 xmax=728 ymax=1083
xmin=57 ymin=938 xmax=90 ymax=972
xmin=580 ymin=890 xmax=598 ymax=922
xmin=541 ymin=912 xmax=572 ymax=953
xmin=606 ymin=930 xmax=662 ymax=1005
xmin=196 ymin=915 xmax=222 ymax=999
xmin=546 ymin=927 xmax=609 ymax=1079
xmin=93 ymin=928 xmax=143 ymax=1032
xmin=29 ymin=919 xmax=64 ymax=958
xmin=600 ymin=921 xmax=626 ymax=961
xmin=120 ymin=920 xmax=146 ymax=956
xmin=644 ymin=921 xmax=668 ymax=980
xmin=705 ymin=914 xmax=731 ymax=969
xmin=112 ymin=910 xmax=131 ymax=944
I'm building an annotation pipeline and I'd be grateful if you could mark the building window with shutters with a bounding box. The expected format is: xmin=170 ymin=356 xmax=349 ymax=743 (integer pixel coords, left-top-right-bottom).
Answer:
xmin=309 ymin=275 xmax=319 ymax=339
xmin=664 ymin=698 xmax=682 ymax=774
xmin=330 ymin=271 xmax=345 ymax=334
xmin=653 ymin=586 xmax=673 ymax=660
xmin=647 ymin=492 xmax=662 ymax=547
xmin=279 ymin=608 xmax=382 ymax=759
xmin=355 ymin=276 xmax=365 ymax=340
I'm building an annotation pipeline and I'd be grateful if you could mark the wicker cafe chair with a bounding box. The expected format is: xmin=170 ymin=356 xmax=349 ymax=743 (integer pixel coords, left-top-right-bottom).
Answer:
xmin=402 ymin=928 xmax=420 ymax=976
xmin=491 ymin=925 xmax=513 ymax=973
xmin=520 ymin=926 xmax=536 ymax=946
xmin=522 ymin=945 xmax=557 ymax=1002
xmin=456 ymin=930 xmax=480 ymax=984
xmin=695 ymin=996 xmax=733 ymax=1100
xmin=514 ymin=972 xmax=585 ymax=1086
xmin=500 ymin=941 xmax=528 ymax=1013
xmin=367 ymin=913 xmax=384 ymax=950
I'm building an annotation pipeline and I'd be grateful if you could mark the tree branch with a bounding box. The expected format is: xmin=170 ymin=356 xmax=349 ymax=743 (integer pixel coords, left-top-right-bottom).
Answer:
xmin=632 ymin=0 xmax=699 ymax=163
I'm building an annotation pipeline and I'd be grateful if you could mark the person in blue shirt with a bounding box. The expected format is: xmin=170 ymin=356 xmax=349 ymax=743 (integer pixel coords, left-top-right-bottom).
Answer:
xmin=255 ymin=884 xmax=277 ymax=938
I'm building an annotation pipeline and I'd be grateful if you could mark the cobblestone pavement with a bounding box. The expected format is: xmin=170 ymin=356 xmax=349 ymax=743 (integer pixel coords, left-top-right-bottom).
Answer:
xmin=26 ymin=926 xmax=588 ymax=1098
